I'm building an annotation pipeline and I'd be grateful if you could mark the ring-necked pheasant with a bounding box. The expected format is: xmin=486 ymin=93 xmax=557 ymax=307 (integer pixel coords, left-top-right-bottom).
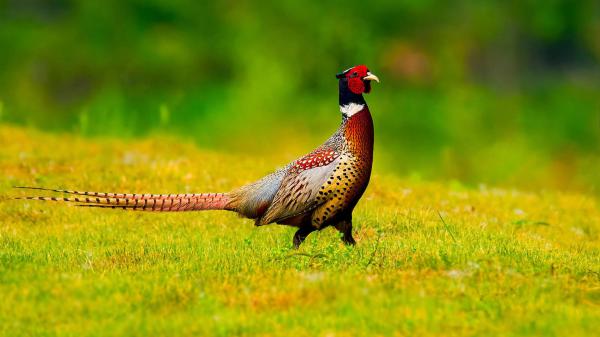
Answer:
xmin=16 ymin=65 xmax=380 ymax=247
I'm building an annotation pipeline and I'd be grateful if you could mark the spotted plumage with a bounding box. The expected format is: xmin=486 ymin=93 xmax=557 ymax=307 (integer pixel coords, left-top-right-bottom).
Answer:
xmin=292 ymin=148 xmax=339 ymax=173
xmin=15 ymin=65 xmax=380 ymax=248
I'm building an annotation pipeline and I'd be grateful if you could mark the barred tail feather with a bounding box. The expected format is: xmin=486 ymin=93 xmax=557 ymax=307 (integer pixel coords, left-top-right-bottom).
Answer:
xmin=14 ymin=186 xmax=180 ymax=200
xmin=14 ymin=187 xmax=232 ymax=212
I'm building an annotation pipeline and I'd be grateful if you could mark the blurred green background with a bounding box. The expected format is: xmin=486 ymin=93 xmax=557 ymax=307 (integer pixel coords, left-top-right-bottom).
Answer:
xmin=1 ymin=0 xmax=599 ymax=194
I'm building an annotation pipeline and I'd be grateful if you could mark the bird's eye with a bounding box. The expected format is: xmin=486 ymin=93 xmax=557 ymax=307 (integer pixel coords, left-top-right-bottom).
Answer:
xmin=353 ymin=71 xmax=358 ymax=76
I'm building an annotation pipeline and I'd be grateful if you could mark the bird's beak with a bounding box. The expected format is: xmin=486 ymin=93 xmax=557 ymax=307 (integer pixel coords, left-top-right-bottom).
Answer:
xmin=363 ymin=72 xmax=380 ymax=83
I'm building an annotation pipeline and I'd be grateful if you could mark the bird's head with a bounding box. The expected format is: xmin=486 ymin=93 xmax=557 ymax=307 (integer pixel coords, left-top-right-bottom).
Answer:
xmin=336 ymin=65 xmax=380 ymax=95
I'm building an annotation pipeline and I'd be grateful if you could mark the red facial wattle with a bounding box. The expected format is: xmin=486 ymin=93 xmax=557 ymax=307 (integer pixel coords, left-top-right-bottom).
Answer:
xmin=348 ymin=77 xmax=365 ymax=95
xmin=345 ymin=65 xmax=370 ymax=95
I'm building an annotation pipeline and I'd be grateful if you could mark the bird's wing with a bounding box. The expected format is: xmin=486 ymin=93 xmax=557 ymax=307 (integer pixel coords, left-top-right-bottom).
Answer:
xmin=227 ymin=168 xmax=288 ymax=219
xmin=257 ymin=147 xmax=341 ymax=225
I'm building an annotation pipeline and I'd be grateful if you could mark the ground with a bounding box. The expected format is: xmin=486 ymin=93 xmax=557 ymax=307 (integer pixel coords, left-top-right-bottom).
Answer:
xmin=0 ymin=126 xmax=599 ymax=336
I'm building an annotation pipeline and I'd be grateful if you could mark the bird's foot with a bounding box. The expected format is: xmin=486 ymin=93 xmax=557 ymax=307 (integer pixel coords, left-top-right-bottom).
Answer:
xmin=292 ymin=227 xmax=315 ymax=249
xmin=341 ymin=233 xmax=356 ymax=246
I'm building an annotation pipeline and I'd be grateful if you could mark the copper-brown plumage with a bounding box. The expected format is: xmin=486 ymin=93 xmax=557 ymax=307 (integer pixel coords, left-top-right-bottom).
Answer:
xmin=16 ymin=65 xmax=380 ymax=247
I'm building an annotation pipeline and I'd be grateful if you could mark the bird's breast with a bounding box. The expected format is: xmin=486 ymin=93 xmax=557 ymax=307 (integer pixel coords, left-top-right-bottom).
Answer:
xmin=343 ymin=107 xmax=374 ymax=163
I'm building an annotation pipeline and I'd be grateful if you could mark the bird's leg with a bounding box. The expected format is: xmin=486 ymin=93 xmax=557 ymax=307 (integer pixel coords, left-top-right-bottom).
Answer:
xmin=334 ymin=218 xmax=356 ymax=245
xmin=293 ymin=226 xmax=316 ymax=249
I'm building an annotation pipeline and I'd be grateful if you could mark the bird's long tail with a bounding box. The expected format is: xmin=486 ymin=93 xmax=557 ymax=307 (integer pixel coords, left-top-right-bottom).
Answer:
xmin=14 ymin=186 xmax=233 ymax=212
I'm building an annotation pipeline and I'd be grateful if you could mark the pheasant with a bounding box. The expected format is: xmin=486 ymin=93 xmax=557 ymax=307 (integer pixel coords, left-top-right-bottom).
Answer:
xmin=16 ymin=65 xmax=380 ymax=248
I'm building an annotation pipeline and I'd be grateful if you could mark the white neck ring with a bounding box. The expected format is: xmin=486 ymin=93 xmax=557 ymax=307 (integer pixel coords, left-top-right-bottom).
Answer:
xmin=340 ymin=103 xmax=364 ymax=118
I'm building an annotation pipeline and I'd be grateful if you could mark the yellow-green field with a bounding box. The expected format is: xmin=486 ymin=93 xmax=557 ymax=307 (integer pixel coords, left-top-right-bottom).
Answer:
xmin=1 ymin=126 xmax=599 ymax=336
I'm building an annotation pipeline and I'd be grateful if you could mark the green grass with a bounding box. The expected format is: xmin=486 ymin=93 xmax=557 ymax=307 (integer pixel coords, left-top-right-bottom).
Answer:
xmin=1 ymin=125 xmax=599 ymax=336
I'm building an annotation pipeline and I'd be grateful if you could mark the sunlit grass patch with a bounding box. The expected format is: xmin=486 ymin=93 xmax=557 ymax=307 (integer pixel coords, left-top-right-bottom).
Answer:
xmin=1 ymin=125 xmax=599 ymax=336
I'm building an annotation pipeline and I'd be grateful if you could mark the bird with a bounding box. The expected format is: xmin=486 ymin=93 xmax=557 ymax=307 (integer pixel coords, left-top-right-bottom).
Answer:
xmin=16 ymin=65 xmax=380 ymax=248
